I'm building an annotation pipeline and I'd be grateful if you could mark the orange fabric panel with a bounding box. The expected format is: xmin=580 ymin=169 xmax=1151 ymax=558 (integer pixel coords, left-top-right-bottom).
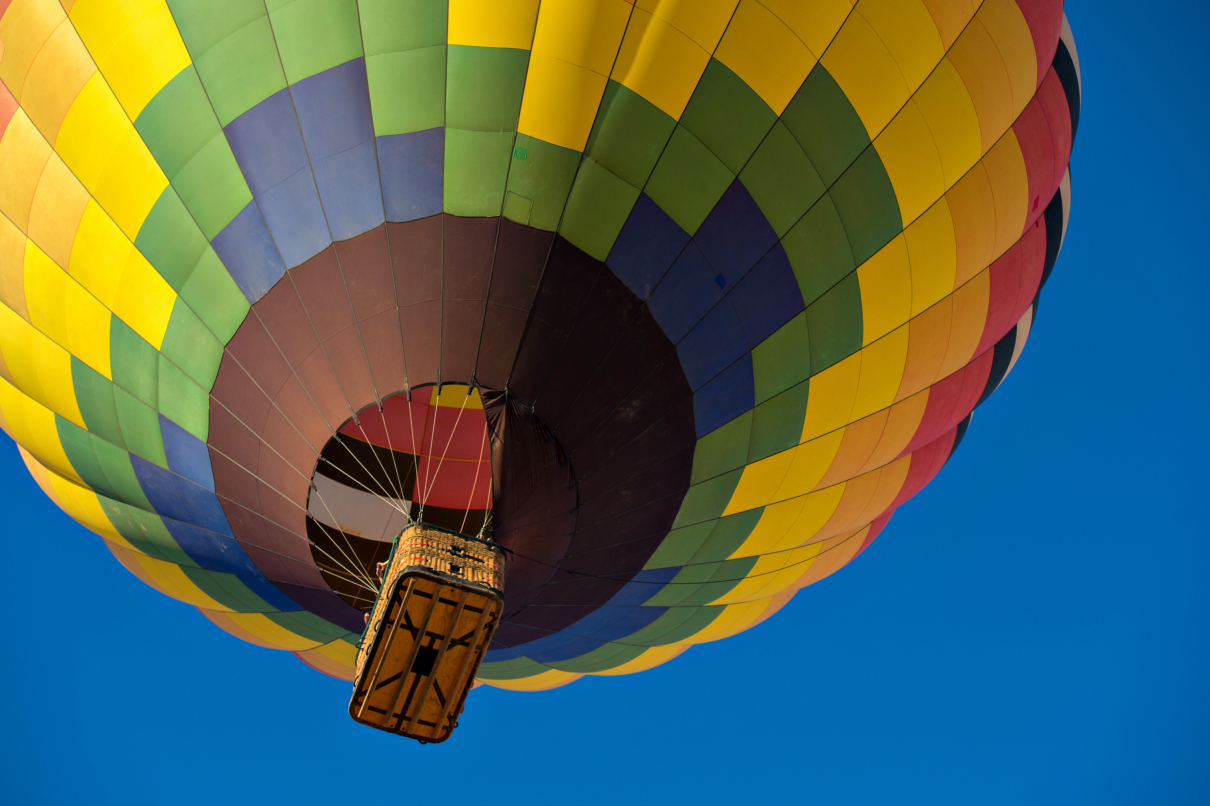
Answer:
xmin=896 ymin=295 xmax=953 ymax=401
xmin=859 ymin=390 xmax=930 ymax=474
xmin=938 ymin=269 xmax=990 ymax=377
xmin=815 ymin=408 xmax=889 ymax=489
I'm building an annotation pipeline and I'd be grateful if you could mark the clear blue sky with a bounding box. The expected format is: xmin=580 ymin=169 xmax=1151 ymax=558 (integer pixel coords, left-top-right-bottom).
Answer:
xmin=2 ymin=2 xmax=1207 ymax=803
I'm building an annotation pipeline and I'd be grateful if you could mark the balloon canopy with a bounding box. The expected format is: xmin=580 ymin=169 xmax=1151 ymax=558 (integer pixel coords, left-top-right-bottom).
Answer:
xmin=0 ymin=0 xmax=1080 ymax=690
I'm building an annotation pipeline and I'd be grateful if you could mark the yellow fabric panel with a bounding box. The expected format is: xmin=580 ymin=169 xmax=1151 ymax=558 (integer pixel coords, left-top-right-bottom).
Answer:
xmin=948 ymin=18 xmax=1015 ymax=154
xmin=106 ymin=539 xmax=179 ymax=598
xmin=70 ymin=201 xmax=175 ymax=348
xmin=70 ymin=0 xmax=192 ymax=119
xmin=588 ymin=644 xmax=689 ymax=676
xmin=710 ymin=547 xmax=820 ymax=605
xmin=0 ymin=216 xmax=30 ymax=319
xmin=714 ymin=0 xmax=816 ymax=115
xmin=692 ymin=597 xmax=779 ymax=636
xmin=0 ymin=376 xmax=83 ymax=483
xmin=198 ymin=608 xmax=283 ymax=648
xmin=849 ymin=324 xmax=908 ymax=422
xmin=17 ymin=443 xmax=64 ymax=507
xmin=729 ymin=483 xmax=845 ymax=557
xmin=54 ymin=72 xmax=168 ymax=239
xmin=18 ymin=16 xmax=96 ymax=140
xmin=857 ymin=0 xmax=944 ymax=92
xmin=295 ymin=643 xmax=356 ymax=681
xmin=937 ymin=268 xmax=988 ymax=378
xmin=447 ymin=0 xmax=540 ymax=49
xmin=875 ymin=101 xmax=943 ymax=226
xmin=0 ymin=111 xmax=52 ymax=231
xmin=773 ymin=428 xmax=846 ymax=500
xmin=129 ymin=554 xmax=236 ymax=611
xmin=636 ymin=0 xmax=737 ymax=53
xmin=517 ymin=53 xmax=610 ymax=152
xmin=791 ymin=526 xmax=869 ymax=589
xmin=800 ymin=351 xmax=860 ymax=441
xmin=311 ymin=636 xmax=357 ymax=668
xmin=0 ymin=301 xmax=86 ymax=427
xmin=896 ymin=298 xmax=951 ymax=400
xmin=946 ymin=163 xmax=996 ymax=287
xmin=852 ymin=455 xmax=910 ymax=527
xmin=976 ymin=0 xmax=1037 ymax=117
xmin=0 ymin=0 xmax=64 ymax=97
xmin=820 ymin=11 xmax=908 ymax=139
xmin=431 ymin=385 xmax=483 ymax=408
xmin=38 ymin=462 xmax=135 ymax=548
xmin=982 ymin=131 xmax=1029 ymax=258
xmin=530 ymin=0 xmax=631 ymax=75
xmin=857 ymin=234 xmax=911 ymax=345
xmin=225 ymin=613 xmax=322 ymax=650
xmin=860 ymin=390 xmax=928 ymax=472
xmin=913 ymin=58 xmax=981 ymax=186
xmin=722 ymin=445 xmax=794 ymax=515
xmin=24 ymin=239 xmax=112 ymax=377
xmin=27 ymin=153 xmax=91 ymax=268
xmin=483 ymin=668 xmax=583 ymax=691
xmin=905 ymin=199 xmax=957 ymax=316
xmin=757 ymin=0 xmax=854 ymax=57
xmin=815 ymin=407 xmax=888 ymax=489
xmin=920 ymin=0 xmax=977 ymax=48
xmin=611 ymin=7 xmax=710 ymax=120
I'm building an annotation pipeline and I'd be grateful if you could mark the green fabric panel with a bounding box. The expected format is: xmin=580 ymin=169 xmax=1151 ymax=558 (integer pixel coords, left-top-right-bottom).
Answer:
xmin=752 ymin=312 xmax=809 ymax=404
xmin=90 ymin=437 xmax=154 ymax=512
xmin=741 ymin=121 xmax=825 ymax=239
xmin=806 ymin=272 xmax=863 ymax=374
xmin=180 ymin=567 xmax=278 ymax=613
xmin=443 ymin=129 xmax=513 ymax=216
xmin=264 ymin=611 xmax=353 ymax=642
xmin=545 ymin=641 xmax=649 ymax=674
xmin=644 ymin=520 xmax=716 ymax=570
xmin=98 ymin=497 xmax=193 ymax=566
xmin=782 ymin=195 xmax=857 ymax=307
xmin=161 ymin=300 xmax=224 ymax=389
xmin=689 ymin=508 xmax=764 ymax=563
xmin=781 ymin=64 xmax=871 ymax=186
xmin=829 ymin=148 xmax=903 ymax=265
xmin=359 ymin=0 xmax=446 ymax=55
xmin=134 ymin=189 xmax=210 ymax=291
xmin=71 ymin=358 xmax=125 ymax=450
xmin=504 ymin=135 xmax=580 ymax=231
xmin=445 ymin=45 xmax=528 ymax=132
xmin=187 ymin=15 xmax=287 ymax=126
xmin=366 ymin=46 xmax=446 ymax=136
xmin=268 ymin=0 xmax=363 ymax=85
xmin=557 ymin=158 xmax=639 ymax=261
xmin=645 ymin=126 xmax=733 ymax=235
xmin=748 ymin=381 xmax=811 ymax=462
xmin=679 ymin=59 xmax=777 ymax=175
xmin=670 ymin=468 xmax=743 ymax=529
xmin=113 ymin=387 xmax=168 ymax=468
xmin=158 ymin=355 xmax=209 ymax=441
xmin=689 ymin=409 xmax=751 ymax=484
xmin=584 ymin=80 xmax=676 ymax=189
xmin=180 ymin=248 xmax=250 ymax=343
xmin=623 ymin=604 xmax=723 ymax=647
xmin=476 ymin=656 xmax=555 ymax=680
xmin=168 ymin=0 xmax=266 ymax=55
xmin=667 ymin=557 xmax=759 ymax=607
xmin=133 ymin=67 xmax=221 ymax=180
xmin=56 ymin=415 xmax=118 ymax=499
xmin=170 ymin=132 xmax=254 ymax=239
xmin=110 ymin=318 xmax=158 ymax=408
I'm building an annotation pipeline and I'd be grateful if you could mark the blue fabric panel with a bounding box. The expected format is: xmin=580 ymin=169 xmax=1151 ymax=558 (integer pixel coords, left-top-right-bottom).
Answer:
xmin=211 ymin=201 xmax=286 ymax=303
xmin=646 ymin=243 xmax=723 ymax=343
xmin=377 ymin=129 xmax=443 ymax=222
xmin=677 ymin=302 xmax=749 ymax=389
xmin=483 ymin=646 xmax=527 ymax=664
xmin=161 ymin=519 xmax=301 ymax=610
xmin=131 ymin=455 xmax=234 ymax=537
xmin=159 ymin=415 xmax=215 ymax=492
xmin=290 ymin=59 xmax=374 ymax=160
xmin=610 ymin=567 xmax=680 ymax=605
xmin=256 ymin=168 xmax=330 ymax=267
xmin=224 ymin=89 xmax=309 ymax=196
xmin=730 ymin=244 xmax=805 ymax=347
xmin=606 ymin=193 xmax=689 ymax=300
xmin=693 ymin=180 xmax=777 ymax=281
xmin=310 ymin=140 xmax=385 ymax=239
xmin=515 ymin=633 xmax=607 ymax=664
xmin=693 ymin=354 xmax=755 ymax=437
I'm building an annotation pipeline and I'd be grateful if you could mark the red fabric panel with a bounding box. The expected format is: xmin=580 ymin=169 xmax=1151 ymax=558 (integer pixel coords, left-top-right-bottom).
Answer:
xmin=1011 ymin=0 xmax=1064 ymax=89
xmin=1012 ymin=95 xmax=1057 ymax=226
xmin=1036 ymin=68 xmax=1074 ymax=190
xmin=975 ymin=222 xmax=1045 ymax=354
xmin=852 ymin=510 xmax=894 ymax=559
xmin=901 ymin=350 xmax=993 ymax=456
xmin=890 ymin=426 xmax=959 ymax=510
xmin=0 ymin=80 xmax=17 ymax=138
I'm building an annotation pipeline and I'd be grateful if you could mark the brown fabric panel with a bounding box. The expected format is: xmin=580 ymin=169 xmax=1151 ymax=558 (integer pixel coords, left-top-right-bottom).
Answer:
xmin=388 ymin=217 xmax=441 ymax=306
xmin=242 ymin=543 xmax=308 ymax=586
xmin=261 ymin=518 xmax=315 ymax=565
xmin=488 ymin=220 xmax=551 ymax=309
xmin=525 ymin=237 xmax=602 ymax=335
xmin=575 ymin=447 xmax=692 ymax=530
xmin=269 ymin=372 xmax=334 ymax=453
xmin=564 ymin=500 xmax=680 ymax=562
xmin=440 ymin=298 xmax=484 ymax=384
xmin=324 ymin=325 xmax=378 ymax=407
xmin=259 ymin=402 xmax=318 ymax=470
xmin=222 ymin=313 xmax=293 ymax=399
xmin=210 ymin=449 xmax=264 ymax=516
xmin=256 ymin=480 xmax=306 ymax=538
xmin=290 ymin=246 xmax=355 ymax=341
xmin=293 ymin=347 xmax=354 ymax=430
xmin=528 ymin=575 xmax=626 ymax=608
xmin=336 ymin=226 xmax=396 ymax=319
xmin=358 ymin=308 xmax=407 ymax=397
xmin=474 ymin=304 xmax=528 ymax=390
xmin=254 ymin=283 xmax=319 ymax=369
xmin=207 ymin=396 xmax=263 ymax=471
xmin=490 ymin=622 xmax=550 ymax=648
xmin=398 ymin=300 xmax=440 ymax=386
xmin=442 ymin=215 xmax=495 ymax=300
xmin=577 ymin=402 xmax=695 ymax=503
xmin=505 ymin=316 xmax=563 ymax=403
xmin=254 ymin=446 xmax=307 ymax=509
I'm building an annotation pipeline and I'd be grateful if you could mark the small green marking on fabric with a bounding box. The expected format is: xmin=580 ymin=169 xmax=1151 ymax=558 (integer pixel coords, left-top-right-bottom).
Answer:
xmin=513 ymin=146 xmax=528 ymax=160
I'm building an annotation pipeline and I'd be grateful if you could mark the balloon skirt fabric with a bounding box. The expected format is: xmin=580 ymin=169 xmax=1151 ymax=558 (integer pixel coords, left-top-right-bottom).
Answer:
xmin=0 ymin=0 xmax=1081 ymax=689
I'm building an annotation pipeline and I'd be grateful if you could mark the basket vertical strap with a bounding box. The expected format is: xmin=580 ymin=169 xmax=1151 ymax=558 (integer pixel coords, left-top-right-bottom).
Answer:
xmin=357 ymin=578 xmax=416 ymax=720
xmin=402 ymin=589 xmax=470 ymax=734
xmin=432 ymin=599 xmax=495 ymax=735
xmin=384 ymin=583 xmax=446 ymax=726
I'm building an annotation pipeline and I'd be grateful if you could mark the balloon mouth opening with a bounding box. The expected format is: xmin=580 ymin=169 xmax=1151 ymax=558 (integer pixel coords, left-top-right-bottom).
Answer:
xmin=303 ymin=384 xmax=493 ymax=612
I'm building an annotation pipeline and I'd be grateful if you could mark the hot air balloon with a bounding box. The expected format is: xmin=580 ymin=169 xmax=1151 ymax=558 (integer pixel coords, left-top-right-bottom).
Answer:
xmin=0 ymin=0 xmax=1081 ymax=741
